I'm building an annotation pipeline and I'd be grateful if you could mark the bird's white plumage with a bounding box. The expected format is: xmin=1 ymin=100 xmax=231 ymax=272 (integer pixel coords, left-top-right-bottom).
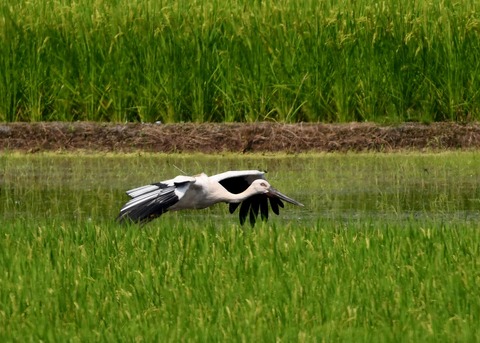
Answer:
xmin=169 ymin=173 xmax=213 ymax=210
xmin=117 ymin=170 xmax=302 ymax=225
xmin=172 ymin=182 xmax=194 ymax=205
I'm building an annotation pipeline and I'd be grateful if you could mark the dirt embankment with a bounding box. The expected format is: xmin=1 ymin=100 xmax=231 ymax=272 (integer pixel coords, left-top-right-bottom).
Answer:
xmin=1 ymin=122 xmax=480 ymax=153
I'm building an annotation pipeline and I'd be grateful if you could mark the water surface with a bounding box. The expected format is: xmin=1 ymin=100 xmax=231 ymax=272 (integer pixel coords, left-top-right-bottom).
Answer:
xmin=1 ymin=153 xmax=479 ymax=225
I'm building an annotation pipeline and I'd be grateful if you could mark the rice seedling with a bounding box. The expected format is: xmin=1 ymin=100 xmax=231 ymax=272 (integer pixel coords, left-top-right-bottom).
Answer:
xmin=1 ymin=0 xmax=480 ymax=122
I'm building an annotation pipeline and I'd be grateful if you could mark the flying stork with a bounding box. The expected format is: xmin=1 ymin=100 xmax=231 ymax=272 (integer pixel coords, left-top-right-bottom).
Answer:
xmin=117 ymin=170 xmax=303 ymax=225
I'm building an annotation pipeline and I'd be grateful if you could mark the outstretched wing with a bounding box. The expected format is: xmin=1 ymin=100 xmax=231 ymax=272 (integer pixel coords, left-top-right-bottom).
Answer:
xmin=213 ymin=170 xmax=286 ymax=226
xmin=210 ymin=170 xmax=265 ymax=186
xmin=117 ymin=177 xmax=194 ymax=224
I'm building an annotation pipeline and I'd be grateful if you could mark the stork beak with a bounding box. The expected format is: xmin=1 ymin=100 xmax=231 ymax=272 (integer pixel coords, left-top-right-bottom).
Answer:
xmin=268 ymin=187 xmax=304 ymax=206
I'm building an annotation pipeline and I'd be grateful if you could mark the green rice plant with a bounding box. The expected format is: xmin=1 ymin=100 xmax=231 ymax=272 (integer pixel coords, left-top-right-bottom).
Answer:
xmin=0 ymin=218 xmax=479 ymax=341
xmin=2 ymin=0 xmax=480 ymax=122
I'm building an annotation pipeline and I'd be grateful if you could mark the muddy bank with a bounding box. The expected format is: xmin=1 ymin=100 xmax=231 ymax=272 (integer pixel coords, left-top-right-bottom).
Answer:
xmin=1 ymin=122 xmax=480 ymax=153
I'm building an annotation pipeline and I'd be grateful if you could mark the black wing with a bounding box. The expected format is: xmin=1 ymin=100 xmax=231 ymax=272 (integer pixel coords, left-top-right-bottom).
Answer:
xmin=218 ymin=173 xmax=263 ymax=194
xmin=218 ymin=174 xmax=284 ymax=226
xmin=233 ymin=195 xmax=284 ymax=226
xmin=117 ymin=183 xmax=179 ymax=224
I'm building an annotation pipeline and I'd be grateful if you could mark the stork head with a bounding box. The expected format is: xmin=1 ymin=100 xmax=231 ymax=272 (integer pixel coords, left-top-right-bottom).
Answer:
xmin=250 ymin=179 xmax=271 ymax=194
xmin=250 ymin=179 xmax=303 ymax=206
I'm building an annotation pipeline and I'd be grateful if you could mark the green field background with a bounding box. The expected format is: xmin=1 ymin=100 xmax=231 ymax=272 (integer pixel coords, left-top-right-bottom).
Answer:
xmin=2 ymin=0 xmax=480 ymax=122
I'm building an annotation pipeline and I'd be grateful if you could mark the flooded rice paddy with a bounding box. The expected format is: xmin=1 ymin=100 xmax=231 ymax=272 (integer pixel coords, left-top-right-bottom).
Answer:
xmin=1 ymin=152 xmax=479 ymax=226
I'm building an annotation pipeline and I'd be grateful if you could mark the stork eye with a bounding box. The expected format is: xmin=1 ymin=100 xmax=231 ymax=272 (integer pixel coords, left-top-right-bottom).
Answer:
xmin=260 ymin=182 xmax=267 ymax=187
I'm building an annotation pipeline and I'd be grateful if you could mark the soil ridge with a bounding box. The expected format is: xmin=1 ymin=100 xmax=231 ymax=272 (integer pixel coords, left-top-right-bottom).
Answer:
xmin=1 ymin=122 xmax=479 ymax=153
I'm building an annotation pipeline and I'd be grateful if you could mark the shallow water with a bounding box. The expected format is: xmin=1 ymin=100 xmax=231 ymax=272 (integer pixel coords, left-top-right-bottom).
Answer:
xmin=1 ymin=153 xmax=479 ymax=225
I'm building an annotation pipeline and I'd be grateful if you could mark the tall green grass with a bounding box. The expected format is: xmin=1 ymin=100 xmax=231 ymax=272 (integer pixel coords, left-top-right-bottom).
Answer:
xmin=1 ymin=0 xmax=480 ymax=122
xmin=1 ymin=152 xmax=480 ymax=341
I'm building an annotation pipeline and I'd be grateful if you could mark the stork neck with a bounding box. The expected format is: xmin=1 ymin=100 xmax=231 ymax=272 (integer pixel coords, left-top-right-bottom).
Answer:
xmin=223 ymin=185 xmax=259 ymax=203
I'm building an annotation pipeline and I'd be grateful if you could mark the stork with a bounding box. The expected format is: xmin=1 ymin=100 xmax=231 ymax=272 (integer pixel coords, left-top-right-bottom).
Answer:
xmin=117 ymin=170 xmax=303 ymax=226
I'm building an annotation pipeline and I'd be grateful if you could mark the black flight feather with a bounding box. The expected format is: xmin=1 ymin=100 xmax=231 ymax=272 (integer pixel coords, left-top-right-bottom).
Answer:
xmin=218 ymin=176 xmax=252 ymax=195
xmin=229 ymin=202 xmax=240 ymax=214
xmin=239 ymin=199 xmax=251 ymax=225
xmin=260 ymin=196 xmax=269 ymax=221
xmin=268 ymin=197 xmax=280 ymax=215
xmin=118 ymin=186 xmax=178 ymax=224
xmin=249 ymin=197 xmax=260 ymax=226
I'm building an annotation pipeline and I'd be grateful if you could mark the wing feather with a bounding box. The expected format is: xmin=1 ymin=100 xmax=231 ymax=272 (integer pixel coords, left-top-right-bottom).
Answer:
xmin=216 ymin=171 xmax=265 ymax=195
xmin=229 ymin=202 xmax=240 ymax=214
xmin=269 ymin=197 xmax=280 ymax=215
xmin=239 ymin=200 xmax=250 ymax=225
xmin=230 ymin=194 xmax=286 ymax=226
xmin=260 ymin=196 xmax=269 ymax=221
xmin=210 ymin=170 xmax=265 ymax=184
xmin=249 ymin=198 xmax=260 ymax=226
xmin=118 ymin=184 xmax=180 ymax=224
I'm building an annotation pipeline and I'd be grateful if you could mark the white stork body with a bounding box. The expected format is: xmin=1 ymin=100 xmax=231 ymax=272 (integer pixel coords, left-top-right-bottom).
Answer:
xmin=117 ymin=170 xmax=303 ymax=225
